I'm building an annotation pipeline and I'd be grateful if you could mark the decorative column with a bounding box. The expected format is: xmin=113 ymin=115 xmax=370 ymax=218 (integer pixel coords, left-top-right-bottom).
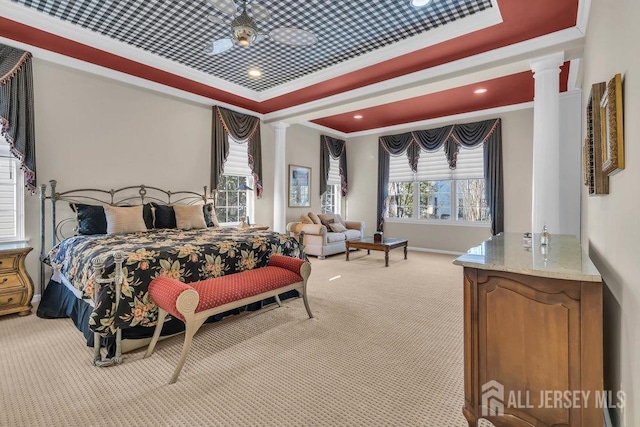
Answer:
xmin=530 ymin=52 xmax=564 ymax=235
xmin=272 ymin=122 xmax=289 ymax=233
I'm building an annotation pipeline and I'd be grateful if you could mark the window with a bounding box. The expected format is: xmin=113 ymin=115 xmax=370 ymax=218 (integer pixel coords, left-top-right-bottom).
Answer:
xmin=214 ymin=139 xmax=254 ymax=225
xmin=320 ymin=155 xmax=341 ymax=214
xmin=0 ymin=138 xmax=24 ymax=241
xmin=386 ymin=145 xmax=489 ymax=224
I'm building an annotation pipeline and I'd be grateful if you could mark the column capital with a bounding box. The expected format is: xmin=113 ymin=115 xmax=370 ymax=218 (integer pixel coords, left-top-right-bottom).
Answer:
xmin=529 ymin=52 xmax=565 ymax=74
xmin=271 ymin=121 xmax=290 ymax=131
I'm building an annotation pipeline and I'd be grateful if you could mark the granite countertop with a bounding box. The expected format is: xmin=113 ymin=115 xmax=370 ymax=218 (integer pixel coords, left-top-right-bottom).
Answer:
xmin=453 ymin=232 xmax=601 ymax=282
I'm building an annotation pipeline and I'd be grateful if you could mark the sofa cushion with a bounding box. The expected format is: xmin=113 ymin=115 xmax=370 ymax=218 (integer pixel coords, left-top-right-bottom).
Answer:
xmin=343 ymin=229 xmax=362 ymax=240
xmin=326 ymin=232 xmax=346 ymax=243
xmin=308 ymin=212 xmax=321 ymax=224
xmin=329 ymin=222 xmax=347 ymax=233
xmin=300 ymin=214 xmax=313 ymax=224
xmin=317 ymin=213 xmax=337 ymax=225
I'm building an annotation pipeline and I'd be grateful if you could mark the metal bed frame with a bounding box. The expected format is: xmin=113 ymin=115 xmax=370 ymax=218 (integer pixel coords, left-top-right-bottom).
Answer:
xmin=38 ymin=180 xmax=209 ymax=366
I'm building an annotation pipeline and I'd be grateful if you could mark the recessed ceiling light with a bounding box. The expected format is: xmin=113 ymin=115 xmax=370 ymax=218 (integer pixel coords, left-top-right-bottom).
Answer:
xmin=474 ymin=88 xmax=488 ymax=94
xmin=248 ymin=67 xmax=262 ymax=78
xmin=354 ymin=114 xmax=363 ymax=119
xmin=411 ymin=0 xmax=431 ymax=7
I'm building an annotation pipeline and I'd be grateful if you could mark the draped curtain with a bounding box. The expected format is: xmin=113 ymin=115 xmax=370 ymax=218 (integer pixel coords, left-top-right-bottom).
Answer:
xmin=377 ymin=118 xmax=503 ymax=235
xmin=0 ymin=44 xmax=36 ymax=194
xmin=320 ymin=135 xmax=348 ymax=197
xmin=211 ymin=106 xmax=263 ymax=197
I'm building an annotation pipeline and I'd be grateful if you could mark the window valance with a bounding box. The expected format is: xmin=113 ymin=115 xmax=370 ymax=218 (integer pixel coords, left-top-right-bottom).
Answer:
xmin=211 ymin=106 xmax=263 ymax=197
xmin=320 ymin=135 xmax=348 ymax=197
xmin=376 ymin=118 xmax=503 ymax=235
xmin=0 ymin=45 xmax=36 ymax=194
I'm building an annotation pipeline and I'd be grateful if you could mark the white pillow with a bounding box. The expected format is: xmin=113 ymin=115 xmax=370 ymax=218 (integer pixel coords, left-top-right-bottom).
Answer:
xmin=174 ymin=204 xmax=207 ymax=230
xmin=104 ymin=205 xmax=148 ymax=235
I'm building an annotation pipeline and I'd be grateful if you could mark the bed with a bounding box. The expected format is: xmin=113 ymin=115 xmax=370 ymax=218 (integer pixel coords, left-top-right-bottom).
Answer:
xmin=36 ymin=181 xmax=303 ymax=366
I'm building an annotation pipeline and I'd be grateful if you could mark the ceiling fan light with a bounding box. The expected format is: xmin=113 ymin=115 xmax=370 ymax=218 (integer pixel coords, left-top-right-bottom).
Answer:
xmin=233 ymin=25 xmax=257 ymax=46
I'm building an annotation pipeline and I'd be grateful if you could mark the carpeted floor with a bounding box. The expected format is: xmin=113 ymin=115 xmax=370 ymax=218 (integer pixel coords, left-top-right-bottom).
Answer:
xmin=0 ymin=250 xmax=468 ymax=426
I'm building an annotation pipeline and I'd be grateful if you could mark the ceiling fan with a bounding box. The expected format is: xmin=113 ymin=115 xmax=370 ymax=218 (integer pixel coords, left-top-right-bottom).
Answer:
xmin=204 ymin=0 xmax=318 ymax=55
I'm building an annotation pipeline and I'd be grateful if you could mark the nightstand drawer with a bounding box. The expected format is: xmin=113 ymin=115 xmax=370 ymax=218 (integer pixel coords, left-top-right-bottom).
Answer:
xmin=0 ymin=290 xmax=24 ymax=307
xmin=0 ymin=272 xmax=23 ymax=291
xmin=0 ymin=255 xmax=19 ymax=272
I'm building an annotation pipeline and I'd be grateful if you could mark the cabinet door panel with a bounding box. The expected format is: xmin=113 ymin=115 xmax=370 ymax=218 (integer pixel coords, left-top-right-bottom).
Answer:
xmin=477 ymin=272 xmax=581 ymax=426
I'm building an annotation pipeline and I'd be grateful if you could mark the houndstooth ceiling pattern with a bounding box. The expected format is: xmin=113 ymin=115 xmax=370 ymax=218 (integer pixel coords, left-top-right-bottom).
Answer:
xmin=13 ymin=0 xmax=493 ymax=91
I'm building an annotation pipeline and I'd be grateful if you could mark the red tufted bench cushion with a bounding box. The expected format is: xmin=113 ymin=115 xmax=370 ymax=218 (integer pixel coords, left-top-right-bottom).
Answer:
xmin=149 ymin=266 xmax=303 ymax=321
xmin=145 ymin=254 xmax=313 ymax=383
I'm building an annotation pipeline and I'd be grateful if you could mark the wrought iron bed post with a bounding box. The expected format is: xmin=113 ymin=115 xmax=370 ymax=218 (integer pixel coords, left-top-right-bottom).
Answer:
xmin=92 ymin=251 xmax=125 ymax=367
xmin=38 ymin=183 xmax=47 ymax=294
xmin=50 ymin=180 xmax=57 ymax=247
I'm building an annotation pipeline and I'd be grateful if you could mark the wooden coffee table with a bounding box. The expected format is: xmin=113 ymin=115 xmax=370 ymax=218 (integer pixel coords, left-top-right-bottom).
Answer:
xmin=345 ymin=237 xmax=408 ymax=267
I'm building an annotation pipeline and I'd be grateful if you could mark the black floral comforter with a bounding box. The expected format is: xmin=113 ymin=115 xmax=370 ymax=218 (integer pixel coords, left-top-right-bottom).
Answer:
xmin=47 ymin=228 xmax=302 ymax=335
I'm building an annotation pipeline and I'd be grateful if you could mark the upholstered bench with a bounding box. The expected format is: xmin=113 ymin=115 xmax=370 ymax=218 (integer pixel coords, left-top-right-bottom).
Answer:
xmin=145 ymin=254 xmax=313 ymax=383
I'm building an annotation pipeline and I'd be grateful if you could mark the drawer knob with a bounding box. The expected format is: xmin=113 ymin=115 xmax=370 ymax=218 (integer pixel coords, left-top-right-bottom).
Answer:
xmin=1 ymin=278 xmax=6 ymax=283
xmin=7 ymin=297 xmax=12 ymax=302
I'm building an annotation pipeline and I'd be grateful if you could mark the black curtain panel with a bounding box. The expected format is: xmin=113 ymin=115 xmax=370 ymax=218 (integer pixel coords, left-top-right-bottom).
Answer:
xmin=376 ymin=132 xmax=414 ymax=232
xmin=320 ymin=135 xmax=348 ymax=197
xmin=211 ymin=106 xmax=263 ymax=197
xmin=0 ymin=45 xmax=36 ymax=194
xmin=376 ymin=118 xmax=503 ymax=235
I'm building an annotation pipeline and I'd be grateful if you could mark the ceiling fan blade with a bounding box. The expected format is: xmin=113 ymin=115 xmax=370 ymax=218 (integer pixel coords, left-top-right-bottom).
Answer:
xmin=206 ymin=14 xmax=228 ymax=26
xmin=249 ymin=3 xmax=270 ymax=22
xmin=203 ymin=38 xmax=234 ymax=55
xmin=269 ymin=28 xmax=317 ymax=47
xmin=206 ymin=0 xmax=237 ymax=16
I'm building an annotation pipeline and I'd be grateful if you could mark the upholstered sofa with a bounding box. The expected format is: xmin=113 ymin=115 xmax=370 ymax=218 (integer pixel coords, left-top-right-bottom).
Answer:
xmin=286 ymin=212 xmax=365 ymax=259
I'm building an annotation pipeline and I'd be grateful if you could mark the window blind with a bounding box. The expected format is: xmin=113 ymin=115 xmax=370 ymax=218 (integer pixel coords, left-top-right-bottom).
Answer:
xmin=327 ymin=155 xmax=341 ymax=186
xmin=223 ymin=139 xmax=252 ymax=177
xmin=388 ymin=144 xmax=484 ymax=182
xmin=0 ymin=147 xmax=17 ymax=239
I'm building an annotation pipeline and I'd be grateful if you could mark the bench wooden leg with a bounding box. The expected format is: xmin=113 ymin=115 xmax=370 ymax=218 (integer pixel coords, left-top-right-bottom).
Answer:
xmin=144 ymin=308 xmax=168 ymax=358
xmin=274 ymin=294 xmax=283 ymax=307
xmin=170 ymin=318 xmax=208 ymax=384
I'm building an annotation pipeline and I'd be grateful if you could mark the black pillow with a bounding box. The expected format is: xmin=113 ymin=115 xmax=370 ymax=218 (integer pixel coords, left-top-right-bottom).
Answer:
xmin=70 ymin=203 xmax=107 ymax=235
xmin=203 ymin=203 xmax=217 ymax=227
xmin=142 ymin=203 xmax=154 ymax=230
xmin=152 ymin=203 xmax=177 ymax=229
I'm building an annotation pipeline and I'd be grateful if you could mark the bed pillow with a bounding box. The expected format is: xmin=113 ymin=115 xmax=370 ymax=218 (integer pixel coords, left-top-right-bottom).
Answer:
xmin=174 ymin=204 xmax=207 ymax=230
xmin=329 ymin=222 xmax=347 ymax=233
xmin=203 ymin=203 xmax=220 ymax=227
xmin=104 ymin=205 xmax=149 ymax=235
xmin=70 ymin=203 xmax=107 ymax=235
xmin=151 ymin=203 xmax=177 ymax=229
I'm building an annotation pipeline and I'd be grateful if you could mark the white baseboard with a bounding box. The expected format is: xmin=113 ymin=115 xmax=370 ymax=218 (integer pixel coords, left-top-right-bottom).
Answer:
xmin=407 ymin=246 xmax=464 ymax=256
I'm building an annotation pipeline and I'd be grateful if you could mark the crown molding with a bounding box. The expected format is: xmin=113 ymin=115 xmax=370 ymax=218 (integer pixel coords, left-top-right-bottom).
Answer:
xmin=256 ymin=3 xmax=503 ymax=101
xmin=301 ymin=121 xmax=349 ymax=140
xmin=575 ymin=0 xmax=591 ymax=35
xmin=0 ymin=34 xmax=266 ymax=118
xmin=265 ymin=27 xmax=583 ymax=125
xmin=0 ymin=0 xmax=257 ymax=101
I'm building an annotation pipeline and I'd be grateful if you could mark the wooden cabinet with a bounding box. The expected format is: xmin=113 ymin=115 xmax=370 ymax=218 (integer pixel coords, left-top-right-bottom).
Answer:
xmin=455 ymin=234 xmax=603 ymax=427
xmin=0 ymin=242 xmax=34 ymax=317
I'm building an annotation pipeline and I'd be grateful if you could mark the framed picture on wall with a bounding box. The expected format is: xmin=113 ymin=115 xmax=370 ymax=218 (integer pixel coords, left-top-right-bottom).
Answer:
xmin=600 ymin=73 xmax=625 ymax=176
xmin=288 ymin=165 xmax=311 ymax=207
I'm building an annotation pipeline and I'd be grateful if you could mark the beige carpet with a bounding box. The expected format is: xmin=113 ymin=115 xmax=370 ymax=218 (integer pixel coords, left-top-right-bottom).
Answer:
xmin=0 ymin=251 xmax=468 ymax=426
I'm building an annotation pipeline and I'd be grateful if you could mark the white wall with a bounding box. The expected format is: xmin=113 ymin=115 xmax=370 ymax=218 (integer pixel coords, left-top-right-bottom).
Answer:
xmin=582 ymin=1 xmax=640 ymax=425
xmin=347 ymin=108 xmax=534 ymax=253
xmin=25 ymin=59 xmax=280 ymax=292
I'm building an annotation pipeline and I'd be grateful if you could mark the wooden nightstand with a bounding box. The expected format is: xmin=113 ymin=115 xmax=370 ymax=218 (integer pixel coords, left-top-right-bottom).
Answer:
xmin=0 ymin=242 xmax=34 ymax=317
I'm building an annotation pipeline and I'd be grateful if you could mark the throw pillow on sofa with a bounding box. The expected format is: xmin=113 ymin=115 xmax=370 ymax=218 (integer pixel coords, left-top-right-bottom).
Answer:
xmin=308 ymin=212 xmax=322 ymax=224
xmin=329 ymin=223 xmax=347 ymax=233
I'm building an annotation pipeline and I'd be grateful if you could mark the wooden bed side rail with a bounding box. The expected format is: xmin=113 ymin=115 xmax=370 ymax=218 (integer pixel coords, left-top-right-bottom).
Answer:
xmin=145 ymin=255 xmax=313 ymax=384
